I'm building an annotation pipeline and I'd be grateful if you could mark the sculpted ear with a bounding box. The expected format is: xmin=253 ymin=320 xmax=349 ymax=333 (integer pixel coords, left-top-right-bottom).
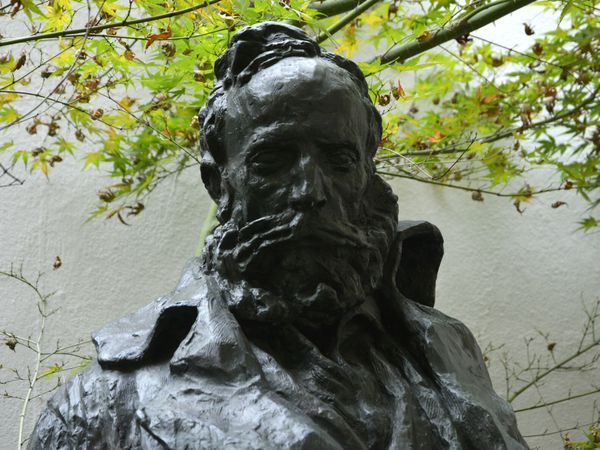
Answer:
xmin=200 ymin=161 xmax=233 ymax=223
xmin=200 ymin=162 xmax=222 ymax=201
xmin=394 ymin=221 xmax=444 ymax=308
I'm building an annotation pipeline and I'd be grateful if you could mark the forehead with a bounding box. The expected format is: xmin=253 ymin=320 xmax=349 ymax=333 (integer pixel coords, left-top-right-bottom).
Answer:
xmin=223 ymin=57 xmax=370 ymax=149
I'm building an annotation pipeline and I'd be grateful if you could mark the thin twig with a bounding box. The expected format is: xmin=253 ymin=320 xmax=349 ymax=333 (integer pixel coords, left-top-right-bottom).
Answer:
xmin=509 ymin=337 xmax=600 ymax=403
xmin=514 ymin=388 xmax=600 ymax=413
xmin=376 ymin=170 xmax=571 ymax=198
xmin=387 ymin=85 xmax=599 ymax=158
xmin=0 ymin=163 xmax=25 ymax=188
xmin=0 ymin=0 xmax=222 ymax=48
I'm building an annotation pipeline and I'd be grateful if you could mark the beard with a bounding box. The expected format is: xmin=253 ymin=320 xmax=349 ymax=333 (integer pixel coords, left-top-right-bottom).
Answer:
xmin=202 ymin=175 xmax=399 ymax=330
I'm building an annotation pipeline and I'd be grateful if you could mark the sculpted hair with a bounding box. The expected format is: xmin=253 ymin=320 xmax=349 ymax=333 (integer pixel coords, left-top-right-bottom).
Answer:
xmin=198 ymin=22 xmax=383 ymax=214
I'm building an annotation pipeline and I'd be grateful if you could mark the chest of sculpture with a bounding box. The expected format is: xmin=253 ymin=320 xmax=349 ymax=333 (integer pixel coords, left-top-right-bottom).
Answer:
xmin=28 ymin=22 xmax=528 ymax=450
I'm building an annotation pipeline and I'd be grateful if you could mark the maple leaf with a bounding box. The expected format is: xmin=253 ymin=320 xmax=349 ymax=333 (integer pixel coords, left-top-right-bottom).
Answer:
xmin=145 ymin=28 xmax=172 ymax=50
xmin=428 ymin=131 xmax=444 ymax=143
xmin=43 ymin=4 xmax=71 ymax=31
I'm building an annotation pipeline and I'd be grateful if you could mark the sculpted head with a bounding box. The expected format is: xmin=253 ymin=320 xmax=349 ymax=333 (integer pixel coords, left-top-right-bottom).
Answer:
xmin=199 ymin=23 xmax=399 ymax=328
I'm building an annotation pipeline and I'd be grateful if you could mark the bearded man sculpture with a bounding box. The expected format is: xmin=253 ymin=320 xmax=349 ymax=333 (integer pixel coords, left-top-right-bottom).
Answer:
xmin=29 ymin=22 xmax=528 ymax=450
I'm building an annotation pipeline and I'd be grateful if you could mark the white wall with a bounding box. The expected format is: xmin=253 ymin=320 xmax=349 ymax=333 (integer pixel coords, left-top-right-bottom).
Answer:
xmin=1 ymin=7 xmax=599 ymax=450
xmin=1 ymin=158 xmax=599 ymax=449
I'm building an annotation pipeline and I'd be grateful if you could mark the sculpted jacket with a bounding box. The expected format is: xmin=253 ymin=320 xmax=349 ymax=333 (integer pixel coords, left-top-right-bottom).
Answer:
xmin=28 ymin=222 xmax=529 ymax=450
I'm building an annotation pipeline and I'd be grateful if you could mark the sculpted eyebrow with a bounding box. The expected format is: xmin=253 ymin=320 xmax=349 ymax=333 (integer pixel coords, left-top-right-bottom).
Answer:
xmin=246 ymin=126 xmax=293 ymax=148
xmin=317 ymin=140 xmax=360 ymax=159
xmin=245 ymin=137 xmax=293 ymax=162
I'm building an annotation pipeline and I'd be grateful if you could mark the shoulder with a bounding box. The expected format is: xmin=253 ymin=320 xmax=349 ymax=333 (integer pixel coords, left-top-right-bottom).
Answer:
xmin=404 ymin=299 xmax=490 ymax=379
xmin=28 ymin=359 xmax=171 ymax=450
xmin=27 ymin=362 xmax=122 ymax=449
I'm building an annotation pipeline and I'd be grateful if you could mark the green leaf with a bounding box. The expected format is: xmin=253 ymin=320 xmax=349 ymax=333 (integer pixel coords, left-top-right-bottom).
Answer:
xmin=10 ymin=150 xmax=28 ymax=167
xmin=40 ymin=363 xmax=63 ymax=378
xmin=0 ymin=106 xmax=18 ymax=123
xmin=577 ymin=217 xmax=598 ymax=232
xmin=558 ymin=0 xmax=573 ymax=25
xmin=83 ymin=151 xmax=103 ymax=169
xmin=0 ymin=140 xmax=13 ymax=153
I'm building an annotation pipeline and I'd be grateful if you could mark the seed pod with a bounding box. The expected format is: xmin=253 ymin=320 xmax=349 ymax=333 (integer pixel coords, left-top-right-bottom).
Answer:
xmin=378 ymin=94 xmax=391 ymax=106
xmin=162 ymin=42 xmax=176 ymax=58
xmin=98 ymin=189 xmax=115 ymax=202
xmin=75 ymin=129 xmax=85 ymax=142
xmin=471 ymin=191 xmax=484 ymax=202
xmin=91 ymin=108 xmax=104 ymax=120
xmin=12 ymin=53 xmax=26 ymax=71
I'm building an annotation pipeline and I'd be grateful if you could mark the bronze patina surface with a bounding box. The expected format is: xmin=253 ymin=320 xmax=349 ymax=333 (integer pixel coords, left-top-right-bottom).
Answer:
xmin=28 ymin=22 xmax=527 ymax=450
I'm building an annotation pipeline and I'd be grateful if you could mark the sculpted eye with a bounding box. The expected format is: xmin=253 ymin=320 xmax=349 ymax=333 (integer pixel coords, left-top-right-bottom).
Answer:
xmin=327 ymin=147 xmax=358 ymax=172
xmin=249 ymin=149 xmax=287 ymax=174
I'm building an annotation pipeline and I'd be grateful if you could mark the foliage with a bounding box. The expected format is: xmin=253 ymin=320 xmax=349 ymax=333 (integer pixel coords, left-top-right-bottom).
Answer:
xmin=565 ymin=426 xmax=600 ymax=450
xmin=0 ymin=0 xmax=598 ymax=228
xmin=564 ymin=426 xmax=600 ymax=449
xmin=0 ymin=265 xmax=92 ymax=449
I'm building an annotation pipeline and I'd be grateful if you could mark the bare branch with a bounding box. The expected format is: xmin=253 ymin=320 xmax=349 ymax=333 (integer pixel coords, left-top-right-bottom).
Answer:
xmin=376 ymin=170 xmax=572 ymax=198
xmin=0 ymin=0 xmax=221 ymax=48
xmin=0 ymin=162 xmax=24 ymax=188
xmin=509 ymin=327 xmax=600 ymax=403
xmin=514 ymin=388 xmax=600 ymax=413
xmin=384 ymin=85 xmax=599 ymax=158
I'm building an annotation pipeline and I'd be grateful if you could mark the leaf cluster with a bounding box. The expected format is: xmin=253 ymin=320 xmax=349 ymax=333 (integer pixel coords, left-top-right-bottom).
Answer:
xmin=0 ymin=0 xmax=598 ymax=228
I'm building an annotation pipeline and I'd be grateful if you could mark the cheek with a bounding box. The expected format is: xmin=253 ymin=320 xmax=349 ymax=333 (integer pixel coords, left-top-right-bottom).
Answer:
xmin=237 ymin=170 xmax=292 ymax=219
xmin=331 ymin=166 xmax=369 ymax=207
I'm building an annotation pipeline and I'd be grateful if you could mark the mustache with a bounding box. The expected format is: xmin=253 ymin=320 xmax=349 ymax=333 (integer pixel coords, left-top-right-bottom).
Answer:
xmin=219 ymin=210 xmax=375 ymax=272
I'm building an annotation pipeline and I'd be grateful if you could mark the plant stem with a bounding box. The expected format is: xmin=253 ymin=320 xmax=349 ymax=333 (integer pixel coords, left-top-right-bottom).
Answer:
xmin=513 ymin=388 xmax=600 ymax=413
xmin=195 ymin=201 xmax=218 ymax=256
xmin=508 ymin=337 xmax=600 ymax=403
xmin=17 ymin=312 xmax=45 ymax=450
xmin=376 ymin=170 xmax=572 ymax=198
xmin=0 ymin=0 xmax=221 ymax=48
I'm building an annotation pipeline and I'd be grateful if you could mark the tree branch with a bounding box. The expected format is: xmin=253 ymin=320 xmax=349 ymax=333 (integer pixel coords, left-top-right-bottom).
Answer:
xmin=514 ymin=388 xmax=600 ymax=413
xmin=388 ymin=85 xmax=600 ymax=158
xmin=375 ymin=0 xmax=537 ymax=65
xmin=0 ymin=89 xmax=124 ymax=130
xmin=522 ymin=421 xmax=598 ymax=438
xmin=0 ymin=162 xmax=24 ymax=188
xmin=0 ymin=0 xmax=221 ymax=48
xmin=0 ymin=269 xmax=49 ymax=449
xmin=310 ymin=0 xmax=369 ymax=17
xmin=508 ymin=336 xmax=600 ymax=403
xmin=376 ymin=170 xmax=574 ymax=198
xmin=316 ymin=0 xmax=381 ymax=43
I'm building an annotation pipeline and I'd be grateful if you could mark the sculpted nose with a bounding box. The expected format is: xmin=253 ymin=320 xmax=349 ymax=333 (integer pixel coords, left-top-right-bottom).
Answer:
xmin=290 ymin=157 xmax=327 ymax=212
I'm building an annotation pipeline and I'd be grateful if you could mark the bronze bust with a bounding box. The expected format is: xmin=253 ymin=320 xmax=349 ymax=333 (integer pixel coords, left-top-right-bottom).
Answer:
xmin=28 ymin=22 xmax=528 ymax=449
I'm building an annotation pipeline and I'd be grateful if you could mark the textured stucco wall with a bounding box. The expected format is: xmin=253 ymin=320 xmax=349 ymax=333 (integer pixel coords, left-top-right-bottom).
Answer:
xmin=1 ymin=7 xmax=600 ymax=450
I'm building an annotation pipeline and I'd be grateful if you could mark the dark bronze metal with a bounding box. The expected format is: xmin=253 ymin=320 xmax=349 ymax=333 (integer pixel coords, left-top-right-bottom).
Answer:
xmin=28 ymin=22 xmax=528 ymax=450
